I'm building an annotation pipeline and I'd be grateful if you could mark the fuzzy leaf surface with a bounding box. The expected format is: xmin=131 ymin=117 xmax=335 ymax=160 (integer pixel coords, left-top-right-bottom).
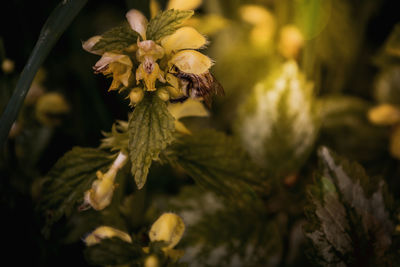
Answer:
xmin=304 ymin=147 xmax=395 ymax=266
xmin=128 ymin=94 xmax=175 ymax=189
xmin=92 ymin=24 xmax=138 ymax=53
xmin=166 ymin=129 xmax=264 ymax=199
xmin=84 ymin=238 xmax=142 ymax=266
xmin=146 ymin=9 xmax=193 ymax=41
xmin=39 ymin=147 xmax=113 ymax=231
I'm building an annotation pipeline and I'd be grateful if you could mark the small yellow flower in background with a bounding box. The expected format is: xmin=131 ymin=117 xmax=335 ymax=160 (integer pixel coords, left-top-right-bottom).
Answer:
xmin=278 ymin=25 xmax=304 ymax=59
xmin=1 ymin=58 xmax=15 ymax=74
xmin=93 ymin=52 xmax=133 ymax=91
xmin=168 ymin=99 xmax=209 ymax=134
xmin=84 ymin=226 xmax=132 ymax=246
xmin=81 ymin=152 xmax=128 ymax=211
xmin=166 ymin=0 xmax=202 ymax=11
xmin=149 ymin=213 xmax=185 ymax=249
xmin=368 ymin=103 xmax=400 ymax=159
xmin=35 ymin=92 xmax=70 ymax=126
xmin=144 ymin=255 xmax=160 ymax=267
xmin=239 ymin=5 xmax=276 ymax=46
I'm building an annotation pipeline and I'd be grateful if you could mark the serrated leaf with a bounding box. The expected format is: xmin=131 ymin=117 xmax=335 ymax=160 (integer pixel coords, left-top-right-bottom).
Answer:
xmin=92 ymin=24 xmax=138 ymax=53
xmin=304 ymin=147 xmax=395 ymax=266
xmin=165 ymin=129 xmax=265 ymax=199
xmin=38 ymin=147 xmax=113 ymax=231
xmin=84 ymin=237 xmax=143 ymax=266
xmin=146 ymin=9 xmax=194 ymax=41
xmin=236 ymin=61 xmax=319 ymax=179
xmin=128 ymin=94 xmax=175 ymax=189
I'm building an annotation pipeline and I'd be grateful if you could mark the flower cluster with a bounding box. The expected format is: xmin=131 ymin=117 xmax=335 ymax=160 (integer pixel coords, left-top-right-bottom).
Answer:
xmin=83 ymin=8 xmax=222 ymax=106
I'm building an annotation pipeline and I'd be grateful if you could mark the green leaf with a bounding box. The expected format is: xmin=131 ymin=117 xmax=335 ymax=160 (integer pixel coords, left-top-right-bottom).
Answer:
xmin=128 ymin=94 xmax=175 ymax=189
xmin=92 ymin=24 xmax=138 ymax=53
xmin=84 ymin=238 xmax=143 ymax=266
xmin=39 ymin=147 xmax=113 ymax=231
xmin=165 ymin=129 xmax=265 ymax=199
xmin=304 ymin=147 xmax=396 ymax=266
xmin=0 ymin=0 xmax=88 ymax=149
xmin=146 ymin=9 xmax=194 ymax=41
xmin=236 ymin=61 xmax=319 ymax=179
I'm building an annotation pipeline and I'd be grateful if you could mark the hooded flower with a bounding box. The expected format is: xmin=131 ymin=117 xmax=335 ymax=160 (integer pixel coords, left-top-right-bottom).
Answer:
xmin=81 ymin=152 xmax=128 ymax=211
xmin=93 ymin=52 xmax=133 ymax=91
xmin=84 ymin=226 xmax=132 ymax=246
xmin=168 ymin=99 xmax=209 ymax=134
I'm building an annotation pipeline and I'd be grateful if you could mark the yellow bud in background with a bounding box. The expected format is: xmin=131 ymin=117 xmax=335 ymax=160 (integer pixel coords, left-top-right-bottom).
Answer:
xmin=35 ymin=92 xmax=70 ymax=126
xmin=167 ymin=0 xmax=202 ymax=11
xmin=2 ymin=58 xmax=15 ymax=74
xmin=157 ymin=88 xmax=170 ymax=102
xmin=278 ymin=25 xmax=304 ymax=59
xmin=149 ymin=213 xmax=185 ymax=249
xmin=144 ymin=255 xmax=159 ymax=267
xmin=390 ymin=125 xmax=400 ymax=159
xmin=368 ymin=104 xmax=400 ymax=126
xmin=129 ymin=87 xmax=144 ymax=106
xmin=84 ymin=226 xmax=132 ymax=246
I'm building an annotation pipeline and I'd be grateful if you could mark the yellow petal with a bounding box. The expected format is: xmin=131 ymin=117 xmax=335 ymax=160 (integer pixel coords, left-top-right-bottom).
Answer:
xmin=368 ymin=104 xmax=400 ymax=126
xmin=161 ymin=27 xmax=206 ymax=55
xmin=145 ymin=255 xmax=159 ymax=267
xmin=149 ymin=213 xmax=185 ymax=249
xmin=239 ymin=5 xmax=274 ymax=26
xmin=82 ymin=35 xmax=103 ymax=55
xmin=390 ymin=125 xmax=400 ymax=159
xmin=167 ymin=0 xmax=202 ymax=10
xmin=150 ymin=0 xmax=161 ymax=18
xmin=126 ymin=9 xmax=148 ymax=40
xmin=168 ymin=98 xmax=209 ymax=120
xmin=84 ymin=226 xmax=132 ymax=246
xmin=169 ymin=50 xmax=213 ymax=74
xmin=136 ymin=62 xmax=165 ymax=91
xmin=95 ymin=52 xmax=133 ymax=90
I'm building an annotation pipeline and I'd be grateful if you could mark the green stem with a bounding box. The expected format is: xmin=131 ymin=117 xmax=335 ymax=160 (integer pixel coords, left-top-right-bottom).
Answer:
xmin=0 ymin=0 xmax=88 ymax=149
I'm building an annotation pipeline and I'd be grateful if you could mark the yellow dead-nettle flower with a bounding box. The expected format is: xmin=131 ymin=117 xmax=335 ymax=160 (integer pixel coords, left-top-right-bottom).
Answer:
xmin=84 ymin=226 xmax=132 ymax=246
xmin=149 ymin=213 xmax=185 ymax=249
xmin=239 ymin=5 xmax=276 ymax=46
xmin=168 ymin=99 xmax=209 ymax=134
xmin=368 ymin=103 xmax=400 ymax=159
xmin=93 ymin=52 xmax=133 ymax=91
xmin=81 ymin=152 xmax=128 ymax=211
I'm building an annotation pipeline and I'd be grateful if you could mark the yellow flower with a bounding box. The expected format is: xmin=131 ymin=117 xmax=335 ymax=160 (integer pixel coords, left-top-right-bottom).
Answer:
xmin=278 ymin=25 xmax=304 ymax=59
xmin=368 ymin=103 xmax=400 ymax=159
xmin=149 ymin=213 xmax=185 ymax=249
xmin=239 ymin=5 xmax=276 ymax=46
xmin=84 ymin=226 xmax=132 ymax=246
xmin=168 ymin=99 xmax=209 ymax=134
xmin=93 ymin=52 xmax=133 ymax=91
xmin=81 ymin=152 xmax=128 ymax=211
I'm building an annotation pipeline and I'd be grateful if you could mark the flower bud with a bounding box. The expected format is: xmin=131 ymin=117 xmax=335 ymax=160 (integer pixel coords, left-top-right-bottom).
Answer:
xmin=144 ymin=255 xmax=159 ymax=267
xmin=149 ymin=213 xmax=185 ymax=249
xmin=368 ymin=104 xmax=400 ymax=126
xmin=157 ymin=88 xmax=170 ymax=102
xmin=129 ymin=87 xmax=144 ymax=106
xmin=278 ymin=25 xmax=304 ymax=59
xmin=84 ymin=226 xmax=132 ymax=246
